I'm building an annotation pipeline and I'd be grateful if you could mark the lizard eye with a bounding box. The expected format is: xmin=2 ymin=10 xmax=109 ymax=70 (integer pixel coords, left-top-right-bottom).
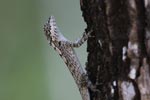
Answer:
xmin=58 ymin=41 xmax=61 ymax=46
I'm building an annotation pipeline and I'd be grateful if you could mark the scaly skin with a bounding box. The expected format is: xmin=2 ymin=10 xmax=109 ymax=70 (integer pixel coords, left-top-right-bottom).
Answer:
xmin=44 ymin=16 xmax=92 ymax=100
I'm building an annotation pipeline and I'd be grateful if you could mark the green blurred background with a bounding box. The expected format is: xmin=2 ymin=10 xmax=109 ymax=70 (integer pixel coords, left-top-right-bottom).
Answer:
xmin=0 ymin=0 xmax=87 ymax=100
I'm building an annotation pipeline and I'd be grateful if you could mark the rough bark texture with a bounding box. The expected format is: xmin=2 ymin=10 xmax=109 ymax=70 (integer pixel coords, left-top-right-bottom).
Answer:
xmin=80 ymin=0 xmax=150 ymax=100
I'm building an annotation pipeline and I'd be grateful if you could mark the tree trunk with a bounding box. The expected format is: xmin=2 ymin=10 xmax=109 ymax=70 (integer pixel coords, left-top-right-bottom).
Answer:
xmin=80 ymin=0 xmax=150 ymax=100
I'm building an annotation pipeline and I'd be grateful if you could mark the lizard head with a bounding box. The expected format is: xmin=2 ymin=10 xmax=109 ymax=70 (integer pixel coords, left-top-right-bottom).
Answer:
xmin=44 ymin=16 xmax=60 ymax=44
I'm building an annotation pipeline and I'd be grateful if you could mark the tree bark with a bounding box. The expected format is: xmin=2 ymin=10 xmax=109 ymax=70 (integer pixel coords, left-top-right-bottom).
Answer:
xmin=80 ymin=0 xmax=150 ymax=100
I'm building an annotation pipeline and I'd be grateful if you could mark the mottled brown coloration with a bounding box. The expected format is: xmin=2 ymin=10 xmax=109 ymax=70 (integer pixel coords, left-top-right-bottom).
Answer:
xmin=44 ymin=16 xmax=92 ymax=100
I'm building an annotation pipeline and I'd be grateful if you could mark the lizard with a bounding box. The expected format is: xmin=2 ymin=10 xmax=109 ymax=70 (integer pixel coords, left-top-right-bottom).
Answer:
xmin=43 ymin=16 xmax=93 ymax=100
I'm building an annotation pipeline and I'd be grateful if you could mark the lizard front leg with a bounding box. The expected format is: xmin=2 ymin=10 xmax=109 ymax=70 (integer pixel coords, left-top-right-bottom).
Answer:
xmin=65 ymin=30 xmax=93 ymax=48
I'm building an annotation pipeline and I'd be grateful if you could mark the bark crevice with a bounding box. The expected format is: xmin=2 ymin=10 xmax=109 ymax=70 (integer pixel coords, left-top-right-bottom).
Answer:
xmin=80 ymin=0 xmax=150 ymax=100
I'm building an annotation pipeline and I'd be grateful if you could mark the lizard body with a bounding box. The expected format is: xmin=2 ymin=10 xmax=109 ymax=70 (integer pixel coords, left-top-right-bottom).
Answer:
xmin=44 ymin=16 xmax=91 ymax=100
